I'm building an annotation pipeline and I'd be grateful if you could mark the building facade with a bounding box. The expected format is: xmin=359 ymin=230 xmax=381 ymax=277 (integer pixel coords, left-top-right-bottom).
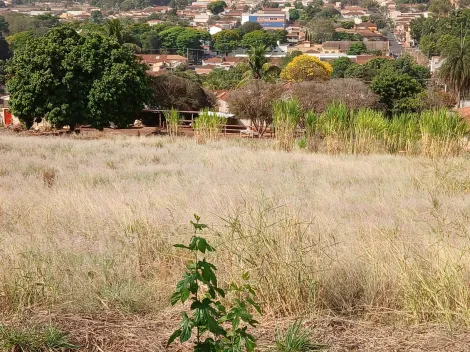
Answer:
xmin=241 ymin=11 xmax=287 ymax=30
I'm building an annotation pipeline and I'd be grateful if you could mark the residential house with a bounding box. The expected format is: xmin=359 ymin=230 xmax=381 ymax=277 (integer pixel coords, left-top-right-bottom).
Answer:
xmin=215 ymin=90 xmax=230 ymax=114
xmin=342 ymin=11 xmax=368 ymax=23
xmin=193 ymin=12 xmax=211 ymax=25
xmin=138 ymin=54 xmax=188 ymax=73
xmin=288 ymin=41 xmax=323 ymax=53
xmin=322 ymin=40 xmax=389 ymax=54
xmin=210 ymin=19 xmax=238 ymax=30
xmin=356 ymin=21 xmax=378 ymax=31
xmin=357 ymin=30 xmax=387 ymax=41
xmin=195 ymin=66 xmax=217 ymax=74
xmin=394 ymin=13 xmax=425 ymax=46
xmin=341 ymin=7 xmax=368 ymax=24
xmin=223 ymin=9 xmax=243 ymax=16
xmin=201 ymin=56 xmax=244 ymax=68
xmin=148 ymin=19 xmax=165 ymax=26
xmin=145 ymin=6 xmax=170 ymax=13
xmin=286 ymin=22 xmax=306 ymax=43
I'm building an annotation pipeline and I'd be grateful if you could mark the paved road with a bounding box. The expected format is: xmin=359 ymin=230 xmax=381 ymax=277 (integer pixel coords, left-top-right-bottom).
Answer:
xmin=387 ymin=31 xmax=404 ymax=57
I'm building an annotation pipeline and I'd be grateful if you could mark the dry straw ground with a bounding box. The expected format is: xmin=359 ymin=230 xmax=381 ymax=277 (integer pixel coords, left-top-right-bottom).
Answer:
xmin=1 ymin=133 xmax=470 ymax=350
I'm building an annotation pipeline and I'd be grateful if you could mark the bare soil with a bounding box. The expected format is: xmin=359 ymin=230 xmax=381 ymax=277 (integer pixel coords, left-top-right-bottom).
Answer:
xmin=3 ymin=309 xmax=470 ymax=352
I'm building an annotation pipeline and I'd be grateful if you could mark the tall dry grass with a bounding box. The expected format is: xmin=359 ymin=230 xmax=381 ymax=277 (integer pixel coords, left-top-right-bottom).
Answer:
xmin=295 ymin=103 xmax=470 ymax=157
xmin=165 ymin=108 xmax=181 ymax=139
xmin=273 ymin=99 xmax=302 ymax=151
xmin=1 ymin=135 xmax=470 ymax=326
xmin=194 ymin=109 xmax=226 ymax=144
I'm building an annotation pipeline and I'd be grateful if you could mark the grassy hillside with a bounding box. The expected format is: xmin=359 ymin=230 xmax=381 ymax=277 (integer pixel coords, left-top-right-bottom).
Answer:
xmin=1 ymin=134 xmax=470 ymax=350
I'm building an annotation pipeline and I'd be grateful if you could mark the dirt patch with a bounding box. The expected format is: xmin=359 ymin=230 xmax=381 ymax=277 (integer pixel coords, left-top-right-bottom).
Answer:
xmin=3 ymin=310 xmax=470 ymax=352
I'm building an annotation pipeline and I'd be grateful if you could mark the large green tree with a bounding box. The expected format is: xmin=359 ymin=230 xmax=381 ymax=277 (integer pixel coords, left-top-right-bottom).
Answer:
xmin=207 ymin=0 xmax=227 ymax=14
xmin=428 ymin=0 xmax=452 ymax=16
xmin=331 ymin=57 xmax=353 ymax=78
xmin=159 ymin=26 xmax=208 ymax=52
xmin=212 ymin=29 xmax=240 ymax=53
xmin=239 ymin=21 xmax=263 ymax=36
xmin=6 ymin=25 xmax=151 ymax=129
xmin=370 ymin=69 xmax=423 ymax=114
xmin=241 ymin=30 xmax=276 ymax=48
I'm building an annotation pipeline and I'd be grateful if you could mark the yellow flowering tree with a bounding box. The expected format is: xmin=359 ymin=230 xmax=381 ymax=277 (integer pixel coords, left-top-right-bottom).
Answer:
xmin=280 ymin=55 xmax=333 ymax=82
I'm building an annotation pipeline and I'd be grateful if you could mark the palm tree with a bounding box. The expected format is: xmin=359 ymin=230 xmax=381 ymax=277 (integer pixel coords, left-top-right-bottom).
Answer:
xmin=106 ymin=19 xmax=124 ymax=44
xmin=247 ymin=44 xmax=268 ymax=80
xmin=439 ymin=32 xmax=470 ymax=107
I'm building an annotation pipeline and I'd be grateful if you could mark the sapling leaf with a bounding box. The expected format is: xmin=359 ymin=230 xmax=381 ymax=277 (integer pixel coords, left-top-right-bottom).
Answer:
xmin=174 ymin=244 xmax=190 ymax=250
xmin=167 ymin=329 xmax=181 ymax=346
xmin=170 ymin=292 xmax=181 ymax=306
xmin=246 ymin=297 xmax=262 ymax=314
xmin=198 ymin=238 xmax=208 ymax=253
xmin=215 ymin=287 xmax=225 ymax=298
xmin=180 ymin=312 xmax=192 ymax=342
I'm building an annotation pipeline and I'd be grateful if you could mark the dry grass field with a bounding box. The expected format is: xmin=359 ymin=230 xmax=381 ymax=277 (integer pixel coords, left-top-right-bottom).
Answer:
xmin=2 ymin=133 xmax=470 ymax=350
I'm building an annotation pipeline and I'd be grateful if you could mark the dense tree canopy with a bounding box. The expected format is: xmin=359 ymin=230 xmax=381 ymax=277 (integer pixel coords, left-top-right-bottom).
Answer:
xmin=6 ymin=25 xmax=151 ymax=129
xmin=238 ymin=21 xmax=263 ymax=36
xmin=428 ymin=0 xmax=452 ymax=16
xmin=331 ymin=57 xmax=354 ymax=78
xmin=370 ymin=69 xmax=423 ymax=114
xmin=212 ymin=30 xmax=241 ymax=53
xmin=207 ymin=0 xmax=227 ymax=14
xmin=202 ymin=66 xmax=245 ymax=89
xmin=410 ymin=10 xmax=470 ymax=56
xmin=347 ymin=42 xmax=368 ymax=55
xmin=241 ymin=30 xmax=276 ymax=48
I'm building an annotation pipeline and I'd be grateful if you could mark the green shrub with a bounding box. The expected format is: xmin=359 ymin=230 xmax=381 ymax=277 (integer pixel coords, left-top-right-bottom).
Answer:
xmin=275 ymin=320 xmax=325 ymax=352
xmin=168 ymin=214 xmax=261 ymax=352
xmin=0 ymin=325 xmax=77 ymax=351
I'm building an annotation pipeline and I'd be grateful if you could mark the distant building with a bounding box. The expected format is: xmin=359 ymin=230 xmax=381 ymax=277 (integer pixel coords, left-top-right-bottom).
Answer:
xmin=322 ymin=40 xmax=389 ymax=54
xmin=209 ymin=25 xmax=223 ymax=35
xmin=356 ymin=21 xmax=378 ymax=31
xmin=241 ymin=9 xmax=288 ymax=30
xmin=137 ymin=54 xmax=188 ymax=73
xmin=430 ymin=56 xmax=444 ymax=73
xmin=147 ymin=19 xmax=165 ymax=26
